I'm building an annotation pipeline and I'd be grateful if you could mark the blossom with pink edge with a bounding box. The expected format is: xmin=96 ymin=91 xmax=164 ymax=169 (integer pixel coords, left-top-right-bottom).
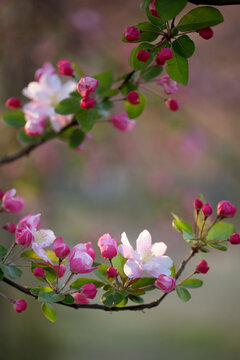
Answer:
xmin=52 ymin=237 xmax=70 ymax=259
xmin=111 ymin=112 xmax=136 ymax=132
xmin=118 ymin=230 xmax=173 ymax=278
xmin=2 ymin=189 xmax=24 ymax=213
xmin=77 ymin=76 xmax=98 ymax=97
xmin=15 ymin=213 xmax=56 ymax=263
xmin=98 ymin=233 xmax=118 ymax=259
xmin=35 ymin=62 xmax=56 ymax=82
xmin=155 ymin=274 xmax=176 ymax=293
xmin=13 ymin=299 xmax=27 ymax=313
xmin=69 ymin=243 xmax=97 ymax=274
xmin=22 ymin=65 xmax=76 ymax=133
xmin=81 ymin=283 xmax=97 ymax=299
xmin=157 ymin=75 xmax=178 ymax=95
xmin=73 ymin=293 xmax=90 ymax=304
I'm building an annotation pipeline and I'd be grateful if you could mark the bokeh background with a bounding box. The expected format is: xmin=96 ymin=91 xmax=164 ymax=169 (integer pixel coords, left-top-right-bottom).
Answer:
xmin=0 ymin=0 xmax=240 ymax=359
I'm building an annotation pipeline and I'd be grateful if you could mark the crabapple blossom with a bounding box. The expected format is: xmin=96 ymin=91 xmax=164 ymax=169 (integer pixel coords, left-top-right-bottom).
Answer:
xmin=126 ymin=91 xmax=140 ymax=105
xmin=98 ymin=233 xmax=118 ymax=259
xmin=124 ymin=26 xmax=140 ymax=42
xmin=35 ymin=62 xmax=56 ymax=82
xmin=2 ymin=189 xmax=24 ymax=213
xmin=73 ymin=293 xmax=90 ymax=304
xmin=155 ymin=275 xmax=176 ymax=293
xmin=52 ymin=237 xmax=70 ymax=259
xmin=5 ymin=97 xmax=21 ymax=109
xmin=149 ymin=0 xmax=160 ymax=18
xmin=57 ymin=59 xmax=74 ymax=76
xmin=201 ymin=203 xmax=213 ymax=218
xmin=107 ymin=267 xmax=118 ymax=279
xmin=84 ymin=242 xmax=96 ymax=260
xmin=198 ymin=27 xmax=214 ymax=40
xmin=196 ymin=260 xmax=209 ymax=274
xmin=77 ymin=76 xmax=98 ymax=97
xmin=3 ymin=222 xmax=16 ymax=233
xmin=53 ymin=264 xmax=66 ymax=278
xmin=137 ymin=49 xmax=150 ymax=62
xmin=193 ymin=198 xmax=203 ymax=210
xmin=111 ymin=113 xmax=136 ymax=132
xmin=80 ymin=97 xmax=95 ymax=109
xmin=229 ymin=233 xmax=240 ymax=245
xmin=13 ymin=299 xmax=27 ymax=313
xmin=69 ymin=243 xmax=96 ymax=274
xmin=81 ymin=283 xmax=97 ymax=299
xmin=118 ymin=230 xmax=173 ymax=278
xmin=166 ymin=99 xmax=179 ymax=111
xmin=33 ymin=267 xmax=45 ymax=278
xmin=217 ymin=201 xmax=237 ymax=218
xmin=157 ymin=75 xmax=178 ymax=95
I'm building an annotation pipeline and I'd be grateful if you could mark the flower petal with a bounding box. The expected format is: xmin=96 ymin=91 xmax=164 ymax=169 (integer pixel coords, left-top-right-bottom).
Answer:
xmin=136 ymin=230 xmax=152 ymax=255
xmin=124 ymin=260 xmax=143 ymax=279
xmin=151 ymin=242 xmax=167 ymax=257
xmin=32 ymin=243 xmax=53 ymax=264
xmin=33 ymin=229 xmax=56 ymax=248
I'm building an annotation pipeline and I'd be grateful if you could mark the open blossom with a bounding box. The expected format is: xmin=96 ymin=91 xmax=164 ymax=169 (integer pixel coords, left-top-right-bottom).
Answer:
xmin=15 ymin=213 xmax=56 ymax=263
xmin=118 ymin=230 xmax=173 ymax=278
xmin=35 ymin=62 xmax=56 ymax=82
xmin=111 ymin=113 xmax=136 ymax=132
xmin=77 ymin=76 xmax=98 ymax=97
xmin=2 ymin=189 xmax=24 ymax=213
xmin=157 ymin=75 xmax=178 ymax=95
xmin=69 ymin=243 xmax=96 ymax=274
xmin=22 ymin=65 xmax=76 ymax=133
xmin=98 ymin=233 xmax=117 ymax=259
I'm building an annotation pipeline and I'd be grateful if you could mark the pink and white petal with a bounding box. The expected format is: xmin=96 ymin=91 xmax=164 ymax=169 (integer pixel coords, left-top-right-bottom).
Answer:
xmin=60 ymin=80 xmax=77 ymax=99
xmin=50 ymin=114 xmax=72 ymax=132
xmin=40 ymin=74 xmax=61 ymax=94
xmin=32 ymin=243 xmax=53 ymax=264
xmin=160 ymin=255 xmax=173 ymax=269
xmin=151 ymin=242 xmax=167 ymax=257
xmin=136 ymin=230 xmax=152 ymax=256
xmin=118 ymin=244 xmax=134 ymax=260
xmin=123 ymin=260 xmax=143 ymax=278
xmin=34 ymin=229 xmax=56 ymax=248
xmin=22 ymin=82 xmax=49 ymax=101
xmin=121 ymin=232 xmax=132 ymax=247
xmin=148 ymin=265 xmax=172 ymax=277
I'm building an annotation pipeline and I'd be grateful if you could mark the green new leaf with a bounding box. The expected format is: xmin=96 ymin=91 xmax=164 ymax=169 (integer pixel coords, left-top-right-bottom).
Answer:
xmin=140 ymin=65 xmax=163 ymax=81
xmin=112 ymin=250 xmax=127 ymax=278
xmin=116 ymin=297 xmax=128 ymax=307
xmin=70 ymin=278 xmax=105 ymax=289
xmin=55 ymin=97 xmax=80 ymax=115
xmin=17 ymin=130 xmax=41 ymax=145
xmin=208 ymin=242 xmax=227 ymax=251
xmin=95 ymin=71 xmax=113 ymax=96
xmin=125 ymin=92 xmax=146 ymax=119
xmin=41 ymin=303 xmax=56 ymax=322
xmin=156 ymin=0 xmax=187 ymax=22
xmin=62 ymin=294 xmax=75 ymax=305
xmin=38 ymin=290 xmax=65 ymax=303
xmin=0 ymin=244 xmax=7 ymax=260
xmin=166 ymin=50 xmax=189 ymax=85
xmin=21 ymin=250 xmax=61 ymax=264
xmin=71 ymin=62 xmax=84 ymax=80
xmin=172 ymin=35 xmax=195 ymax=58
xmin=177 ymin=6 xmax=224 ymax=32
xmin=0 ymin=264 xmax=22 ymax=279
xmin=181 ymin=278 xmax=203 ymax=288
xmin=175 ymin=285 xmax=191 ymax=302
xmin=3 ymin=110 xmax=26 ymax=127
xmin=68 ymin=128 xmax=85 ymax=149
xmin=131 ymin=277 xmax=156 ymax=289
xmin=128 ymin=295 xmax=144 ymax=304
xmin=172 ymin=213 xmax=193 ymax=235
xmin=76 ymin=107 xmax=98 ymax=132
xmin=130 ymin=43 xmax=155 ymax=71
xmin=207 ymin=221 xmax=235 ymax=241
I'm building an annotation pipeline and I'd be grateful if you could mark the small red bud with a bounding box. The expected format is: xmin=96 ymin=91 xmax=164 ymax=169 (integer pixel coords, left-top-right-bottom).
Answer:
xmin=13 ymin=299 xmax=27 ymax=313
xmin=137 ymin=49 xmax=150 ymax=62
xmin=126 ymin=91 xmax=140 ymax=105
xmin=124 ymin=26 xmax=140 ymax=42
xmin=194 ymin=198 xmax=203 ymax=210
xmin=80 ymin=97 xmax=95 ymax=109
xmin=2 ymin=222 xmax=16 ymax=233
xmin=201 ymin=203 xmax=213 ymax=218
xmin=196 ymin=260 xmax=209 ymax=274
xmin=57 ymin=59 xmax=74 ymax=76
xmin=198 ymin=27 xmax=214 ymax=40
xmin=157 ymin=48 xmax=173 ymax=63
xmin=166 ymin=99 xmax=179 ymax=111
xmin=5 ymin=97 xmax=21 ymax=109
xmin=33 ymin=267 xmax=45 ymax=278
xmin=217 ymin=200 xmax=237 ymax=218
xmin=229 ymin=233 xmax=240 ymax=245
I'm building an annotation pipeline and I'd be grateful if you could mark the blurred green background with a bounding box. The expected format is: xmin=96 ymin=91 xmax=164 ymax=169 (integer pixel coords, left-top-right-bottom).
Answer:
xmin=0 ymin=0 xmax=240 ymax=359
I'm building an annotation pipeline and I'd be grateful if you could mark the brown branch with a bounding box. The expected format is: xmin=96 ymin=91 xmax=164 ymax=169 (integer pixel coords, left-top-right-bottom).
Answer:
xmin=1 ymin=248 xmax=196 ymax=312
xmin=188 ymin=0 xmax=240 ymax=5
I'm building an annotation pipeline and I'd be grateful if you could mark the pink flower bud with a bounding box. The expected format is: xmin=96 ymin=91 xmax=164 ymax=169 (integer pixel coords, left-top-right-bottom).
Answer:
xmin=2 ymin=189 xmax=24 ymax=213
xmin=107 ymin=267 xmax=118 ymax=279
xmin=193 ymin=198 xmax=203 ymax=210
xmin=5 ymin=97 xmax=21 ymax=109
xmin=80 ymin=97 xmax=95 ymax=109
xmin=196 ymin=260 xmax=209 ymax=274
xmin=33 ymin=267 xmax=45 ymax=278
xmin=15 ymin=213 xmax=41 ymax=248
xmin=111 ymin=112 xmax=136 ymax=132
xmin=73 ymin=293 xmax=90 ymax=304
xmin=124 ymin=26 xmax=140 ymax=42
xmin=157 ymin=48 xmax=173 ymax=63
xmin=52 ymin=237 xmax=70 ymax=259
xmin=155 ymin=275 xmax=176 ymax=293
xmin=155 ymin=57 xmax=165 ymax=66
xmin=166 ymin=99 xmax=179 ymax=111
xmin=0 ymin=189 xmax=4 ymax=199
xmin=53 ymin=264 xmax=66 ymax=278
xmin=13 ymin=299 xmax=27 ymax=313
xmin=84 ymin=242 xmax=95 ymax=260
xmin=25 ymin=118 xmax=46 ymax=137
xmin=229 ymin=232 xmax=240 ymax=245
xmin=77 ymin=76 xmax=98 ymax=97
xmin=137 ymin=49 xmax=150 ymax=62
xmin=2 ymin=222 xmax=16 ymax=233
xmin=126 ymin=91 xmax=140 ymax=105
xmin=217 ymin=200 xmax=237 ymax=218
xmin=69 ymin=243 xmax=96 ymax=274
xmin=198 ymin=27 xmax=214 ymax=40
xmin=57 ymin=59 xmax=74 ymax=76
xmin=201 ymin=203 xmax=213 ymax=218
xmin=81 ymin=283 xmax=97 ymax=299
xmin=97 ymin=233 xmax=117 ymax=259
xmin=149 ymin=0 xmax=160 ymax=18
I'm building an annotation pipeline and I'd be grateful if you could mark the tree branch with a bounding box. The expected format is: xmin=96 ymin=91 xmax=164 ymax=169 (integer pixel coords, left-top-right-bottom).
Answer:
xmin=188 ymin=0 xmax=240 ymax=5
xmin=1 ymin=248 xmax=196 ymax=312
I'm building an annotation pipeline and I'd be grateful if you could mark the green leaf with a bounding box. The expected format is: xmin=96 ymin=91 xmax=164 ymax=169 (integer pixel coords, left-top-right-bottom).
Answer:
xmin=181 ymin=278 xmax=203 ymax=288
xmin=177 ymin=6 xmax=224 ymax=32
xmin=38 ymin=290 xmax=65 ymax=303
xmin=155 ymin=0 xmax=187 ymax=22
xmin=0 ymin=244 xmax=7 ymax=260
xmin=95 ymin=71 xmax=113 ymax=96
xmin=207 ymin=221 xmax=235 ymax=241
xmin=31 ymin=262 xmax=57 ymax=283
xmin=113 ymin=290 xmax=128 ymax=306
xmin=101 ymin=291 xmax=114 ymax=307
xmin=125 ymin=92 xmax=146 ymax=119
xmin=68 ymin=128 xmax=85 ymax=149
xmin=140 ymin=0 xmax=152 ymax=11
xmin=128 ymin=295 xmax=144 ymax=304
xmin=21 ymin=250 xmax=61 ymax=264
xmin=111 ymin=250 xmax=127 ymax=278
xmin=199 ymin=247 xmax=209 ymax=253
xmin=97 ymin=100 xmax=113 ymax=111
xmin=0 ymin=264 xmax=22 ymax=279
xmin=71 ymin=63 xmax=84 ymax=79
xmin=166 ymin=50 xmax=189 ymax=85
xmin=130 ymin=43 xmax=155 ymax=71
xmin=172 ymin=213 xmax=193 ymax=235
xmin=55 ymin=98 xmax=80 ymax=115
xmin=172 ymin=35 xmax=195 ymax=58
xmin=0 ymin=269 xmax=4 ymax=282
xmin=131 ymin=277 xmax=156 ymax=289
xmin=175 ymin=286 xmax=191 ymax=302
xmin=127 ymin=288 xmax=146 ymax=296
xmin=3 ymin=110 xmax=26 ymax=127
xmin=41 ymin=303 xmax=56 ymax=322
xmin=140 ymin=65 xmax=163 ymax=81
xmin=121 ymin=82 xmax=138 ymax=96
xmin=208 ymin=242 xmax=227 ymax=251
xmin=17 ymin=130 xmax=41 ymax=145
xmin=122 ymin=22 xmax=159 ymax=43
xmin=62 ymin=294 xmax=75 ymax=305
xmin=116 ymin=296 xmax=128 ymax=307
xmin=30 ymin=286 xmax=52 ymax=297
xmin=70 ymin=278 xmax=105 ymax=289
xmin=182 ymin=229 xmax=194 ymax=241
xmin=76 ymin=107 xmax=98 ymax=132
xmin=94 ymin=264 xmax=112 ymax=283
xmin=146 ymin=7 xmax=165 ymax=27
